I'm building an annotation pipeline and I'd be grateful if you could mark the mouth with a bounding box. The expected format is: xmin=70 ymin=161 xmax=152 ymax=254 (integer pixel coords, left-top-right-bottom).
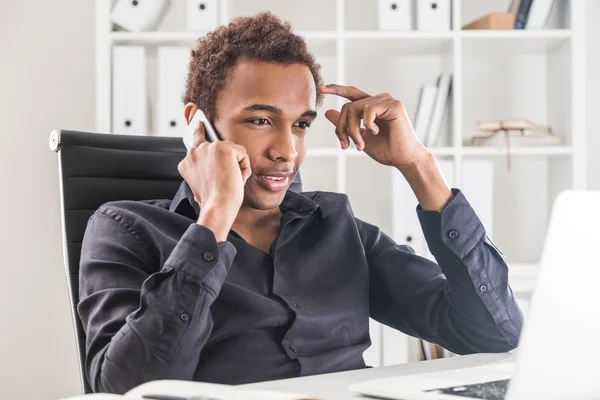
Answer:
xmin=255 ymin=172 xmax=293 ymax=192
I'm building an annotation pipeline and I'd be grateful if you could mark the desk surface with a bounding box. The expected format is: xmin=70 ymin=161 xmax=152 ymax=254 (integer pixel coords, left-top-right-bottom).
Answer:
xmin=241 ymin=352 xmax=514 ymax=400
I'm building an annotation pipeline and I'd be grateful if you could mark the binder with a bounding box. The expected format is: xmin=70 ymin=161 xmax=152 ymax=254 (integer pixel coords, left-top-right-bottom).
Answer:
xmin=392 ymin=168 xmax=426 ymax=256
xmin=186 ymin=0 xmax=219 ymax=32
xmin=363 ymin=319 xmax=382 ymax=367
xmin=157 ymin=47 xmax=191 ymax=138
xmin=515 ymin=0 xmax=534 ymax=29
xmin=416 ymin=0 xmax=451 ymax=32
xmin=526 ymin=0 xmax=555 ymax=29
xmin=377 ymin=0 xmax=412 ymax=31
xmin=110 ymin=0 xmax=171 ymax=32
xmin=461 ymin=160 xmax=494 ymax=239
xmin=382 ymin=326 xmax=410 ymax=365
xmin=112 ymin=46 xmax=148 ymax=135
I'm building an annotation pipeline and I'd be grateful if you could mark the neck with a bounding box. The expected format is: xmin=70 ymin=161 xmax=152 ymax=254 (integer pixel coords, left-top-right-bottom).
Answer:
xmin=232 ymin=204 xmax=282 ymax=231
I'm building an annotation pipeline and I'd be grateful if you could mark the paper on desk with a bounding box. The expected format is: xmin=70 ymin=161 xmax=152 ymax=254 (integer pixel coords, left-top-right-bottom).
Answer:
xmin=126 ymin=380 xmax=318 ymax=400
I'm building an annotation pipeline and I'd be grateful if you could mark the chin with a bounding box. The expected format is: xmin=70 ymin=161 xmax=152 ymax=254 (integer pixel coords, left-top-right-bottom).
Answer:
xmin=243 ymin=185 xmax=287 ymax=210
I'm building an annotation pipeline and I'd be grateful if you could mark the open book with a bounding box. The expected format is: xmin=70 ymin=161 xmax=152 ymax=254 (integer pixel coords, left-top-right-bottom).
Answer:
xmin=61 ymin=380 xmax=320 ymax=400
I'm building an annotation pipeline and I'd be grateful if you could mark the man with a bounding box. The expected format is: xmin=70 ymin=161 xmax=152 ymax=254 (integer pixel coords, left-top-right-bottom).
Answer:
xmin=79 ymin=12 xmax=523 ymax=394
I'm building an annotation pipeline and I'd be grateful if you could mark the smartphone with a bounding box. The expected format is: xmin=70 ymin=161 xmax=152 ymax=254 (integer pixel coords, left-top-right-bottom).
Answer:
xmin=183 ymin=109 xmax=220 ymax=151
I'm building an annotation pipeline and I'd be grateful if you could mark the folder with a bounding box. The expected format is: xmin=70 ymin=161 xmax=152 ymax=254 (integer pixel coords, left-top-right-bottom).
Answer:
xmin=378 ymin=0 xmax=412 ymax=31
xmin=112 ymin=46 xmax=148 ymax=135
xmin=110 ymin=0 xmax=171 ymax=32
xmin=157 ymin=47 xmax=191 ymax=138
xmin=392 ymin=168 xmax=427 ymax=256
xmin=416 ymin=0 xmax=451 ymax=32
xmin=461 ymin=160 xmax=494 ymax=239
xmin=363 ymin=319 xmax=383 ymax=367
xmin=382 ymin=326 xmax=410 ymax=365
xmin=186 ymin=0 xmax=219 ymax=32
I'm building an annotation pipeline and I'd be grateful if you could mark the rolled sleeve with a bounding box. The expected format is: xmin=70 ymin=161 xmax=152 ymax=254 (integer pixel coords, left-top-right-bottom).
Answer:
xmin=417 ymin=189 xmax=523 ymax=350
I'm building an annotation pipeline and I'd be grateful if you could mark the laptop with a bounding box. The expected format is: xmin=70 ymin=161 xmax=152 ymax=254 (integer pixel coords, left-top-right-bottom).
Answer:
xmin=350 ymin=190 xmax=600 ymax=400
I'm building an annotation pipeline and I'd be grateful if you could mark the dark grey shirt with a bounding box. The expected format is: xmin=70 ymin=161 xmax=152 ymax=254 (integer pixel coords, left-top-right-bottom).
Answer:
xmin=78 ymin=182 xmax=523 ymax=394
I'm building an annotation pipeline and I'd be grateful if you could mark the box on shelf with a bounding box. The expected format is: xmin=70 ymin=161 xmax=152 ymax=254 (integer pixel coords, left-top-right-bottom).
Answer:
xmin=416 ymin=0 xmax=451 ymax=32
xmin=378 ymin=0 xmax=412 ymax=31
xmin=462 ymin=12 xmax=515 ymax=30
xmin=110 ymin=0 xmax=171 ymax=32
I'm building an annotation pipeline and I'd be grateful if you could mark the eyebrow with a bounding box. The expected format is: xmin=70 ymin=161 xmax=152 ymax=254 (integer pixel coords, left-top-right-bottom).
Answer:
xmin=241 ymin=104 xmax=318 ymax=119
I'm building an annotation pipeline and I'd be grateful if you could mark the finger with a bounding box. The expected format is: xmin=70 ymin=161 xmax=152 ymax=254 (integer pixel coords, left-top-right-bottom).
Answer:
xmin=233 ymin=144 xmax=252 ymax=184
xmin=324 ymin=109 xmax=349 ymax=149
xmin=191 ymin=120 xmax=206 ymax=149
xmin=362 ymin=103 xmax=381 ymax=135
xmin=336 ymin=103 xmax=351 ymax=149
xmin=347 ymin=105 xmax=365 ymax=151
xmin=319 ymin=84 xmax=370 ymax=101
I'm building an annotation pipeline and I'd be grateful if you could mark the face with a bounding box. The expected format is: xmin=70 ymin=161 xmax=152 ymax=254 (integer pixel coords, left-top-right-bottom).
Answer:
xmin=205 ymin=59 xmax=317 ymax=211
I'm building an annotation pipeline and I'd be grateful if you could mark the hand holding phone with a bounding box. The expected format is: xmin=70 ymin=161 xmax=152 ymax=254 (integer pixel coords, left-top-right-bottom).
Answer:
xmin=179 ymin=109 xmax=251 ymax=241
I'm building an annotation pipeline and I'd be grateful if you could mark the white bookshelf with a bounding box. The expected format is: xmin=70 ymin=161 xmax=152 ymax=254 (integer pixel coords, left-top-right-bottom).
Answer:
xmin=96 ymin=0 xmax=586 ymax=367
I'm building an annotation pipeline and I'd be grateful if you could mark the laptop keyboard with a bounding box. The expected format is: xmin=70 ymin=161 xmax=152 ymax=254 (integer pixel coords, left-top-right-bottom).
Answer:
xmin=425 ymin=379 xmax=510 ymax=400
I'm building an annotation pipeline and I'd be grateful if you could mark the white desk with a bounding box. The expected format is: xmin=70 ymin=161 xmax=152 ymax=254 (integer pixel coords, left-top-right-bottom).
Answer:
xmin=241 ymin=352 xmax=515 ymax=400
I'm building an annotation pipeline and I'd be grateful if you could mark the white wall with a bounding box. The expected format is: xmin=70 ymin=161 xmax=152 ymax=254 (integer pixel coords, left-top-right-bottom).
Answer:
xmin=585 ymin=0 xmax=600 ymax=189
xmin=0 ymin=1 xmax=598 ymax=399
xmin=0 ymin=0 xmax=95 ymax=399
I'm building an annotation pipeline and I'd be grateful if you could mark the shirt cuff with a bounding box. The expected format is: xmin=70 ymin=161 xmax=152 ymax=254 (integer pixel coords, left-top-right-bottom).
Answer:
xmin=165 ymin=223 xmax=237 ymax=283
xmin=417 ymin=189 xmax=486 ymax=260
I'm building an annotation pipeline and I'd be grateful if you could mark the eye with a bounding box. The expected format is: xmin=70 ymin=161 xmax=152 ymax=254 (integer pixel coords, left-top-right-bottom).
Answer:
xmin=295 ymin=121 xmax=312 ymax=129
xmin=249 ymin=118 xmax=270 ymax=126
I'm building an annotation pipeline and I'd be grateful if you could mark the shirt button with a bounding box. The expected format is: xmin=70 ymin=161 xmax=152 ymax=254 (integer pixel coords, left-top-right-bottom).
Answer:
xmin=447 ymin=230 xmax=459 ymax=240
xmin=180 ymin=313 xmax=190 ymax=322
xmin=480 ymin=285 xmax=488 ymax=293
xmin=203 ymin=252 xmax=214 ymax=262
xmin=289 ymin=346 xmax=298 ymax=354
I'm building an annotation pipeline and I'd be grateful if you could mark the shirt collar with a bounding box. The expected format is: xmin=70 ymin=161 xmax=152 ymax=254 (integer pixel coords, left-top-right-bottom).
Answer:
xmin=169 ymin=181 xmax=322 ymax=219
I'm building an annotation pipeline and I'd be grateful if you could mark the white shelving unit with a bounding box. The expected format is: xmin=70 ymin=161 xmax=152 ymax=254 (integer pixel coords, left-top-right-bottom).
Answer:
xmin=96 ymin=0 xmax=586 ymax=367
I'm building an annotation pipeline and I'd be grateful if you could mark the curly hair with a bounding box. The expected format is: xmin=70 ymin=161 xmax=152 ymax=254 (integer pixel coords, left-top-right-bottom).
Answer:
xmin=182 ymin=11 xmax=324 ymax=121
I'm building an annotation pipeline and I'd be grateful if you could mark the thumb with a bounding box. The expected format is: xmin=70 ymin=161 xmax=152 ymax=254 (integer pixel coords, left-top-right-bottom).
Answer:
xmin=324 ymin=109 xmax=341 ymax=127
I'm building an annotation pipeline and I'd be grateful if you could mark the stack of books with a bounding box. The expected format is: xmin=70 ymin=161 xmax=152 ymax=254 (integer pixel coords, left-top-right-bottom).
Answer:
xmin=413 ymin=74 xmax=452 ymax=147
xmin=464 ymin=119 xmax=562 ymax=147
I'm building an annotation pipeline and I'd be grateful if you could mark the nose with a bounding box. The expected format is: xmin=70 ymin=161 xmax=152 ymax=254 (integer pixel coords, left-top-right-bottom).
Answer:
xmin=267 ymin=130 xmax=298 ymax=163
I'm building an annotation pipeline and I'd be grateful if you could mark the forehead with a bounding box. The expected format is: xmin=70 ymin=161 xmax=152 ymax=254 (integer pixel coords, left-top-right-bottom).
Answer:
xmin=215 ymin=58 xmax=316 ymax=115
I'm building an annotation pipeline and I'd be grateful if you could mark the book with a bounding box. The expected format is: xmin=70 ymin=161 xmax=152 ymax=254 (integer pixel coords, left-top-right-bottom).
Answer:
xmin=413 ymin=84 xmax=437 ymax=143
xmin=424 ymin=73 xmax=452 ymax=147
xmin=476 ymin=119 xmax=551 ymax=133
xmin=464 ymin=132 xmax=562 ymax=147
xmin=515 ymin=0 xmax=534 ymax=29
xmin=61 ymin=380 xmax=318 ymax=400
xmin=527 ymin=0 xmax=555 ymax=29
xmin=507 ymin=0 xmax=521 ymax=14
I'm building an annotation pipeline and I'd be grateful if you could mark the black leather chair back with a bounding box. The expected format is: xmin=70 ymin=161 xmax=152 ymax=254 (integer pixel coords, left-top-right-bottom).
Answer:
xmin=50 ymin=129 xmax=302 ymax=393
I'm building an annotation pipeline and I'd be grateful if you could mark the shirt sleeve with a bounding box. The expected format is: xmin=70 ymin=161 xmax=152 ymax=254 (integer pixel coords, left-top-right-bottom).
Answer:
xmin=78 ymin=206 xmax=237 ymax=394
xmin=363 ymin=189 xmax=523 ymax=355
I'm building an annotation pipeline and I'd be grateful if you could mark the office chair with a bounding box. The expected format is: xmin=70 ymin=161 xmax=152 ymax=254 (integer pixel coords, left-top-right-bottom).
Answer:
xmin=49 ymin=129 xmax=303 ymax=393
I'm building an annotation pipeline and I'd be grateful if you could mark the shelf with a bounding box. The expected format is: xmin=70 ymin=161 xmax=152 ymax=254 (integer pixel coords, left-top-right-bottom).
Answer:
xmin=307 ymin=147 xmax=572 ymax=158
xmin=461 ymin=30 xmax=572 ymax=55
xmin=461 ymin=146 xmax=574 ymax=156
xmin=343 ymin=31 xmax=453 ymax=40
xmin=306 ymin=147 xmax=457 ymax=157
xmin=110 ymin=30 xmax=338 ymax=45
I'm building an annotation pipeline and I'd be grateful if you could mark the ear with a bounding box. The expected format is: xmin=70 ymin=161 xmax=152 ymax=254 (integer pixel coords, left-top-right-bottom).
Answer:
xmin=184 ymin=102 xmax=198 ymax=125
xmin=184 ymin=102 xmax=206 ymax=146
